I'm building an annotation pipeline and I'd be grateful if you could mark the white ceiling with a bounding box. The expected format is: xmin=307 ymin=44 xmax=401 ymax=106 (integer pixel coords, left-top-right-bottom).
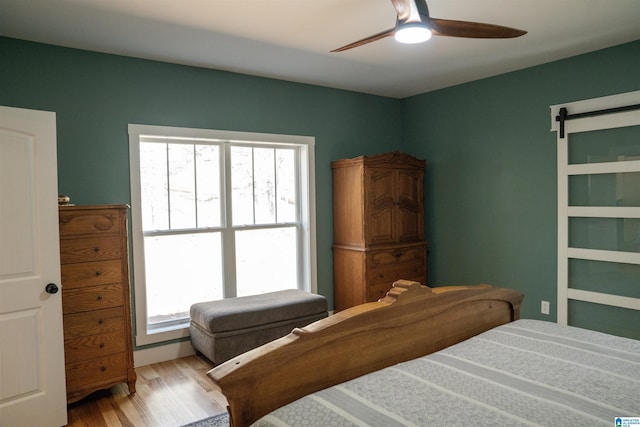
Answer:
xmin=1 ymin=0 xmax=639 ymax=98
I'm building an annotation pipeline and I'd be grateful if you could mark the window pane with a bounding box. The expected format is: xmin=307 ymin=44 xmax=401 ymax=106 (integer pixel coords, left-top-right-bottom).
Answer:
xmin=145 ymin=233 xmax=223 ymax=325
xmin=235 ymin=227 xmax=297 ymax=296
xmin=254 ymin=148 xmax=276 ymax=224
xmin=231 ymin=146 xmax=254 ymax=225
xmin=569 ymin=300 xmax=640 ymax=340
xmin=569 ymin=258 xmax=640 ymax=298
xmin=276 ymin=149 xmax=296 ymax=223
xmin=569 ymin=217 xmax=640 ymax=253
xmin=196 ymin=144 xmax=221 ymax=227
xmin=569 ymin=172 xmax=640 ymax=207
xmin=168 ymin=143 xmax=196 ymax=229
xmin=140 ymin=142 xmax=168 ymax=230
xmin=569 ymin=125 xmax=640 ymax=165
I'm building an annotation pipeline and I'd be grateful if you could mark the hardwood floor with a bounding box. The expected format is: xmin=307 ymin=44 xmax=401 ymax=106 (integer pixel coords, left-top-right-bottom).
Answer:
xmin=66 ymin=355 xmax=228 ymax=427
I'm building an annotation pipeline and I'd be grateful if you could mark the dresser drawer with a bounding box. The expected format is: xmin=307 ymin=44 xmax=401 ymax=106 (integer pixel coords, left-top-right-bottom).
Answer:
xmin=367 ymin=245 xmax=426 ymax=268
xmin=63 ymin=284 xmax=124 ymax=314
xmin=64 ymin=330 xmax=126 ymax=364
xmin=59 ymin=210 xmax=123 ymax=237
xmin=60 ymin=236 xmax=122 ymax=264
xmin=367 ymin=246 xmax=425 ymax=278
xmin=64 ymin=307 xmax=125 ymax=338
xmin=66 ymin=353 xmax=127 ymax=391
xmin=61 ymin=259 xmax=122 ymax=289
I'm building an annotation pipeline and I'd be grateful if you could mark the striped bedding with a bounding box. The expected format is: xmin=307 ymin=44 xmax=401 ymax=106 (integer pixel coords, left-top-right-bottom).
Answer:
xmin=253 ymin=319 xmax=640 ymax=426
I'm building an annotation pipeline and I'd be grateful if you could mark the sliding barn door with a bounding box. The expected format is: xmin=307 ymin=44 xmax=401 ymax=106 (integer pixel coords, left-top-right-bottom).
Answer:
xmin=0 ymin=106 xmax=67 ymax=426
xmin=553 ymin=91 xmax=640 ymax=339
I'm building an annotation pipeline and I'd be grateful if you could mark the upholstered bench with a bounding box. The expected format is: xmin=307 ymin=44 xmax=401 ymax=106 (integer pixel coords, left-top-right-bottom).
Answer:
xmin=189 ymin=289 xmax=328 ymax=364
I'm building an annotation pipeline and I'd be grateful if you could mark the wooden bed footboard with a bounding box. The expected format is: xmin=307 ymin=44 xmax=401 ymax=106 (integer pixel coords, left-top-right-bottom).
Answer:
xmin=208 ymin=280 xmax=524 ymax=427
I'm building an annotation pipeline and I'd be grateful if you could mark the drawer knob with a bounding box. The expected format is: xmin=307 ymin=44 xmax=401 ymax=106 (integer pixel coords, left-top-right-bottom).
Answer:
xmin=101 ymin=366 xmax=107 ymax=372
xmin=100 ymin=343 xmax=105 ymax=348
xmin=97 ymin=294 xmax=103 ymax=301
xmin=98 ymin=319 xmax=104 ymax=324
xmin=95 ymin=271 xmax=102 ymax=276
xmin=94 ymin=247 xmax=100 ymax=253
xmin=392 ymin=249 xmax=402 ymax=258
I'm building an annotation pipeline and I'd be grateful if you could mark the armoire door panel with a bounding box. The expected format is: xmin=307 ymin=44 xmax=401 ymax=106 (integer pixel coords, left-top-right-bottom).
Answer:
xmin=395 ymin=169 xmax=424 ymax=242
xmin=365 ymin=168 xmax=395 ymax=245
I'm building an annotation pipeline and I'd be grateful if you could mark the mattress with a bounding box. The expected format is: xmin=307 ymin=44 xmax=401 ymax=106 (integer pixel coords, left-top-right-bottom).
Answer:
xmin=254 ymin=319 xmax=640 ymax=426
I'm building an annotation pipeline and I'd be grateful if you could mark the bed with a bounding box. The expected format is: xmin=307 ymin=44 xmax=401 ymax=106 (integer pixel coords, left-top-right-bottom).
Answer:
xmin=208 ymin=280 xmax=640 ymax=426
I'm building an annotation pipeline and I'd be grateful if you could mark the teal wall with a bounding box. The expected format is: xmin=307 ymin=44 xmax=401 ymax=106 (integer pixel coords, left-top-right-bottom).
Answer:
xmin=0 ymin=36 xmax=402 ymax=314
xmin=1 ymin=36 xmax=639 ymax=341
xmin=402 ymin=39 xmax=640 ymax=337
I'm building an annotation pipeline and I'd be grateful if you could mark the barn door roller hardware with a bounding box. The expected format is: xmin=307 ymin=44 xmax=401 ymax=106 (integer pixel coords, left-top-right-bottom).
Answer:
xmin=555 ymin=103 xmax=640 ymax=138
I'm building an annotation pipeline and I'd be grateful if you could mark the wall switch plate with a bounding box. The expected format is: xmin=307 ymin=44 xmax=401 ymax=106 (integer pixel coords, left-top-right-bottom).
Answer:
xmin=541 ymin=300 xmax=550 ymax=315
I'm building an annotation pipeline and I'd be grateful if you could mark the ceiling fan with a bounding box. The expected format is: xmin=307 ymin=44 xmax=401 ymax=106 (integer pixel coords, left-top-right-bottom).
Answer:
xmin=331 ymin=0 xmax=527 ymax=52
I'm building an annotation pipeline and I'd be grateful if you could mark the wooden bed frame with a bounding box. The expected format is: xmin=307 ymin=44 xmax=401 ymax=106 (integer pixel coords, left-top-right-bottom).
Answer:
xmin=208 ymin=280 xmax=524 ymax=427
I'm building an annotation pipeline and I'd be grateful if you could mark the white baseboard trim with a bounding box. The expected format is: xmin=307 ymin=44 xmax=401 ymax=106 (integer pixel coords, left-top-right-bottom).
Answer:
xmin=133 ymin=340 xmax=196 ymax=367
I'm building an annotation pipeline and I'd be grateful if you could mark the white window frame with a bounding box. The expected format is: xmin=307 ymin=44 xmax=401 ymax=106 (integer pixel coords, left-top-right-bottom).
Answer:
xmin=550 ymin=90 xmax=640 ymax=325
xmin=128 ymin=124 xmax=317 ymax=346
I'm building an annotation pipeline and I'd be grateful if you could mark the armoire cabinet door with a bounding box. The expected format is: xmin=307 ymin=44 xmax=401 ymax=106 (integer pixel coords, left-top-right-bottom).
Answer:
xmin=364 ymin=168 xmax=395 ymax=245
xmin=394 ymin=168 xmax=424 ymax=242
xmin=365 ymin=167 xmax=424 ymax=245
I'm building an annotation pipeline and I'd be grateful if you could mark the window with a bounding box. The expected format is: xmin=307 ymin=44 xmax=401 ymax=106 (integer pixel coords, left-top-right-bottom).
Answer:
xmin=129 ymin=124 xmax=316 ymax=346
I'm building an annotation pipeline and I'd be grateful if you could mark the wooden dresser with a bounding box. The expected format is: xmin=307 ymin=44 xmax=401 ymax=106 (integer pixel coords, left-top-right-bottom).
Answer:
xmin=332 ymin=152 xmax=427 ymax=311
xmin=59 ymin=204 xmax=136 ymax=403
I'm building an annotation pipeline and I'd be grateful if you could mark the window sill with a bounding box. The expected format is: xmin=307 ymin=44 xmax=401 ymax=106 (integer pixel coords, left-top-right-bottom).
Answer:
xmin=136 ymin=319 xmax=191 ymax=347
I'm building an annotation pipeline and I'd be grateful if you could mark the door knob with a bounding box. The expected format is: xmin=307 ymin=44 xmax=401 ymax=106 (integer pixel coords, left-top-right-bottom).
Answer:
xmin=45 ymin=283 xmax=59 ymax=294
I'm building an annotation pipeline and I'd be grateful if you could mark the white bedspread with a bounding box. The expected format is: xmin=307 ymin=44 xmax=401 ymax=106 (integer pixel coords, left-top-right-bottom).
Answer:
xmin=254 ymin=319 xmax=640 ymax=426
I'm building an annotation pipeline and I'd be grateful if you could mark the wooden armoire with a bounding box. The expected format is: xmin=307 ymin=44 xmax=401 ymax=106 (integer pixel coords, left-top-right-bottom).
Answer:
xmin=58 ymin=205 xmax=136 ymax=403
xmin=332 ymin=152 xmax=427 ymax=311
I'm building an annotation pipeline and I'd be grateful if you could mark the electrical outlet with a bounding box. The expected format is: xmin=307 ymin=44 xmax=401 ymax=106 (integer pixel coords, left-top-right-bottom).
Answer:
xmin=541 ymin=300 xmax=550 ymax=315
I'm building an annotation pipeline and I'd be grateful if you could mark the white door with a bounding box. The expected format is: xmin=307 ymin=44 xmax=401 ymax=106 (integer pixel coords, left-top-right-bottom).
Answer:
xmin=552 ymin=92 xmax=640 ymax=335
xmin=0 ymin=106 xmax=67 ymax=426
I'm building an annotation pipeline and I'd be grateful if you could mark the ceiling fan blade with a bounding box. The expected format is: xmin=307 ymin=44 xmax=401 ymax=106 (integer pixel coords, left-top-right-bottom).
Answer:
xmin=430 ymin=18 xmax=527 ymax=38
xmin=389 ymin=0 xmax=412 ymax=20
xmin=331 ymin=28 xmax=396 ymax=52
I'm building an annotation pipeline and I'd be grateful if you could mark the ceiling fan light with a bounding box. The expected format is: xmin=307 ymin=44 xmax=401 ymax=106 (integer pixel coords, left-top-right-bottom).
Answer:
xmin=395 ymin=24 xmax=432 ymax=44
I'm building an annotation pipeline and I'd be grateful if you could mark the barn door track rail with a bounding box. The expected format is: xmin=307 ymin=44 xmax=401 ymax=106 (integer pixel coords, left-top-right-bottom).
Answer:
xmin=555 ymin=103 xmax=640 ymax=138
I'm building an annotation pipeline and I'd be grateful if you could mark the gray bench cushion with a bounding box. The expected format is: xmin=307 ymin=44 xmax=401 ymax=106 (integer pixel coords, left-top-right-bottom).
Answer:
xmin=190 ymin=289 xmax=327 ymax=333
xmin=189 ymin=289 xmax=328 ymax=364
